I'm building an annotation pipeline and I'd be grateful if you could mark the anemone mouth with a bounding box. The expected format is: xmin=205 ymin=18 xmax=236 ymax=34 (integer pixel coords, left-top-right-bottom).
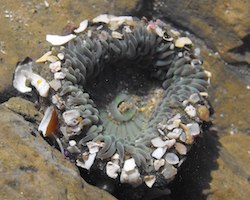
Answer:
xmin=18 ymin=15 xmax=211 ymax=189
xmin=86 ymin=63 xmax=165 ymax=167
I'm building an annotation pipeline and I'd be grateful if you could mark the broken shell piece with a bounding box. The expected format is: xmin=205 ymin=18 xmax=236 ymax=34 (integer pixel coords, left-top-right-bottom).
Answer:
xmin=112 ymin=31 xmax=123 ymax=39
xmin=67 ymin=144 xmax=81 ymax=154
xmin=123 ymin=158 xmax=136 ymax=172
xmin=36 ymin=51 xmax=52 ymax=63
xmin=165 ymin=153 xmax=179 ymax=165
xmin=69 ymin=140 xmax=76 ymax=146
xmin=166 ymin=114 xmax=181 ymax=130
xmin=62 ymin=109 xmax=81 ymax=126
xmin=167 ymin=128 xmax=182 ymax=139
xmin=92 ymin=14 xmax=110 ymax=24
xmin=74 ymin=19 xmax=88 ymax=33
xmin=187 ymin=123 xmax=200 ymax=136
xmin=76 ymin=153 xmax=96 ymax=170
xmin=144 ymin=175 xmax=156 ymax=188
xmin=22 ymin=70 xmax=50 ymax=97
xmin=49 ymin=61 xmax=61 ymax=73
xmin=153 ymin=159 xmax=165 ymax=171
xmin=46 ymin=34 xmax=76 ymax=46
xmin=87 ymin=141 xmax=101 ymax=154
xmin=179 ymin=132 xmax=186 ymax=143
xmin=162 ymin=164 xmax=177 ymax=180
xmin=152 ymin=147 xmax=167 ymax=159
xmin=165 ymin=139 xmax=176 ymax=148
xmin=188 ymin=93 xmax=200 ymax=104
xmin=13 ymin=58 xmax=33 ymax=93
xmin=57 ymin=53 xmax=64 ymax=60
xmin=180 ymin=123 xmax=194 ymax=144
xmin=111 ymin=153 xmax=120 ymax=165
xmin=184 ymin=105 xmax=196 ymax=117
xmin=197 ymin=105 xmax=210 ymax=122
xmin=151 ymin=137 xmax=168 ymax=148
xmin=49 ymin=79 xmax=61 ymax=91
xmin=120 ymin=167 xmax=142 ymax=186
xmin=106 ymin=161 xmax=120 ymax=179
xmin=52 ymin=94 xmax=65 ymax=109
xmin=188 ymin=123 xmax=200 ymax=136
xmin=199 ymin=92 xmax=209 ymax=97
xmin=175 ymin=37 xmax=192 ymax=48
xmin=38 ymin=106 xmax=58 ymax=137
xmin=54 ymin=72 xmax=66 ymax=79
xmin=175 ymin=142 xmax=187 ymax=155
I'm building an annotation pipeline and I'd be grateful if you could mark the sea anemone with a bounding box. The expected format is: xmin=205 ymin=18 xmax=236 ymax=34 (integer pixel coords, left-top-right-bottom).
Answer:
xmin=13 ymin=14 xmax=211 ymax=190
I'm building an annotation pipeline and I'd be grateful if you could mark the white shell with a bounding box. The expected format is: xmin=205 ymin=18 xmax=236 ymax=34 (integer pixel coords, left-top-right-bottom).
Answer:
xmin=49 ymin=61 xmax=61 ymax=73
xmin=161 ymin=165 xmax=177 ymax=179
xmin=165 ymin=139 xmax=176 ymax=148
xmin=144 ymin=175 xmax=156 ymax=188
xmin=120 ymin=167 xmax=142 ymax=186
xmin=52 ymin=94 xmax=65 ymax=109
xmin=54 ymin=72 xmax=66 ymax=79
xmin=38 ymin=106 xmax=54 ymax=137
xmin=49 ymin=79 xmax=61 ymax=91
xmin=151 ymin=137 xmax=168 ymax=148
xmin=69 ymin=140 xmax=76 ymax=146
xmin=92 ymin=14 xmax=110 ymax=24
xmin=123 ymin=158 xmax=136 ymax=172
xmin=57 ymin=53 xmax=64 ymax=60
xmin=166 ymin=114 xmax=181 ymax=130
xmin=62 ymin=110 xmax=81 ymax=126
xmin=46 ymin=34 xmax=76 ymax=46
xmin=36 ymin=51 xmax=52 ymax=63
xmin=167 ymin=128 xmax=182 ymax=139
xmin=175 ymin=142 xmax=187 ymax=155
xmin=175 ymin=37 xmax=192 ymax=48
xmin=152 ymin=147 xmax=167 ymax=159
xmin=189 ymin=93 xmax=200 ymax=104
xmin=187 ymin=123 xmax=200 ymax=136
xmin=22 ymin=70 xmax=50 ymax=97
xmin=111 ymin=31 xmax=123 ymax=39
xmin=179 ymin=132 xmax=186 ymax=142
xmin=153 ymin=159 xmax=165 ymax=171
xmin=185 ymin=105 xmax=196 ymax=117
xmin=106 ymin=161 xmax=120 ymax=179
xmin=74 ymin=19 xmax=88 ymax=33
xmin=165 ymin=153 xmax=179 ymax=165
xmin=76 ymin=153 xmax=96 ymax=170
xmin=13 ymin=59 xmax=33 ymax=93
xmin=86 ymin=141 xmax=100 ymax=154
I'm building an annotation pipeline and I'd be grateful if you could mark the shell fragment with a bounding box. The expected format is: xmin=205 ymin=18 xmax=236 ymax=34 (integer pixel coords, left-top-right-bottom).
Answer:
xmin=46 ymin=34 xmax=76 ymax=46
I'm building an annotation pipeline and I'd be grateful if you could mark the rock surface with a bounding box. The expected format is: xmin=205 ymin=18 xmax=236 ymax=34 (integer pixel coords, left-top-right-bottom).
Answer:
xmin=147 ymin=0 xmax=250 ymax=72
xmin=0 ymin=98 xmax=116 ymax=200
xmin=0 ymin=0 xmax=139 ymax=93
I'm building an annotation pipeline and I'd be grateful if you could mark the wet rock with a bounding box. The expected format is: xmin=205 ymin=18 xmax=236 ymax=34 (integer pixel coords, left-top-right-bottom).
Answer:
xmin=0 ymin=99 xmax=116 ymax=200
xmin=208 ymin=134 xmax=250 ymax=200
xmin=148 ymin=0 xmax=250 ymax=69
xmin=0 ymin=0 xmax=139 ymax=93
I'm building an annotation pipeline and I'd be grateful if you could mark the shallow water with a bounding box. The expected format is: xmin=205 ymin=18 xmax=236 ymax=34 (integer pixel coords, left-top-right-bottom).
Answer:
xmin=0 ymin=0 xmax=249 ymax=200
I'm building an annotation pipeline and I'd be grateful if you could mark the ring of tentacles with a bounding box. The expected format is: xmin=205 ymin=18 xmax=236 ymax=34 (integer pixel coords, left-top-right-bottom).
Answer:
xmin=14 ymin=15 xmax=211 ymax=189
